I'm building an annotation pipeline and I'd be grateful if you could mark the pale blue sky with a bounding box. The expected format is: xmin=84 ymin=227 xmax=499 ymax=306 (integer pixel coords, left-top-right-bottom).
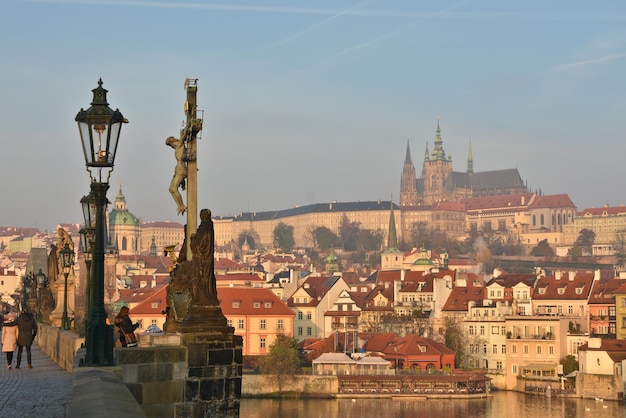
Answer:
xmin=1 ymin=0 xmax=625 ymax=232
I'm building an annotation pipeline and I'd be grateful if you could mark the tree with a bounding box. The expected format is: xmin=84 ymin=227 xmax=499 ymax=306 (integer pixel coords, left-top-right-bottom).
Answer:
xmin=338 ymin=214 xmax=360 ymax=252
xmin=260 ymin=334 xmax=300 ymax=393
xmin=237 ymin=229 xmax=260 ymax=249
xmin=575 ymin=228 xmax=596 ymax=255
xmin=576 ymin=228 xmax=596 ymax=247
xmin=312 ymin=226 xmax=337 ymax=251
xmin=443 ymin=316 xmax=467 ymax=368
xmin=560 ymin=354 xmax=579 ymax=376
xmin=614 ymin=229 xmax=626 ymax=259
xmin=530 ymin=239 xmax=555 ymax=257
xmin=357 ymin=229 xmax=384 ymax=252
xmin=567 ymin=244 xmax=583 ymax=257
xmin=474 ymin=236 xmax=495 ymax=274
xmin=273 ymin=222 xmax=295 ymax=252
xmin=409 ymin=222 xmax=432 ymax=249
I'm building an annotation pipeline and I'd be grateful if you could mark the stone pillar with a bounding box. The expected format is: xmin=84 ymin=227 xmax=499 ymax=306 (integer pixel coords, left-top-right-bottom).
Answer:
xmin=176 ymin=330 xmax=243 ymax=418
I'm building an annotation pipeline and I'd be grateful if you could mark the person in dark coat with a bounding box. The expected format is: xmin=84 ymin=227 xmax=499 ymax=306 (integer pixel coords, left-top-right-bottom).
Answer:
xmin=16 ymin=308 xmax=37 ymax=369
xmin=114 ymin=306 xmax=140 ymax=347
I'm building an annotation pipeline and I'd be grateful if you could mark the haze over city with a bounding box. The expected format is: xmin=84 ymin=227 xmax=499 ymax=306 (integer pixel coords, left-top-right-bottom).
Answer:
xmin=1 ymin=0 xmax=625 ymax=232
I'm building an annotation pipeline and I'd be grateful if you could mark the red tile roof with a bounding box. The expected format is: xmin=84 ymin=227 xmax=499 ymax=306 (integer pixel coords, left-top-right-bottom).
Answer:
xmin=218 ymin=287 xmax=294 ymax=316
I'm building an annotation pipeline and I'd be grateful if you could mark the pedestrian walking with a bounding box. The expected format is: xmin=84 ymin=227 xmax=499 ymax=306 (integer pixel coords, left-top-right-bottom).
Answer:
xmin=2 ymin=312 xmax=18 ymax=369
xmin=16 ymin=307 xmax=37 ymax=369
xmin=114 ymin=306 xmax=140 ymax=347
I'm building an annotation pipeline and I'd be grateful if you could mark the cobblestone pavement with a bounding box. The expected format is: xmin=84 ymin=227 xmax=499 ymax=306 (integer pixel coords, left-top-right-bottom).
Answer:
xmin=0 ymin=343 xmax=72 ymax=418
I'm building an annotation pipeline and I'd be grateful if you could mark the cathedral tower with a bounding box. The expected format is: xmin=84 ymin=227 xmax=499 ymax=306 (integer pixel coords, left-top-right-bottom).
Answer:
xmin=421 ymin=118 xmax=453 ymax=204
xmin=399 ymin=140 xmax=419 ymax=206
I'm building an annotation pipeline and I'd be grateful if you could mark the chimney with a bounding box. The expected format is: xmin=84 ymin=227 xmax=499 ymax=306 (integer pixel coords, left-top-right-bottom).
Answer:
xmin=594 ymin=269 xmax=601 ymax=281
xmin=555 ymin=271 xmax=561 ymax=281
xmin=568 ymin=271 xmax=575 ymax=281
xmin=152 ymin=274 xmax=156 ymax=288
xmin=401 ymin=269 xmax=406 ymax=282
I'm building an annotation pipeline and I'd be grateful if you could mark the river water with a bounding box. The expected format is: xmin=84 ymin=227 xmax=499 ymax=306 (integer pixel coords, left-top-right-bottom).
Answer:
xmin=240 ymin=391 xmax=626 ymax=418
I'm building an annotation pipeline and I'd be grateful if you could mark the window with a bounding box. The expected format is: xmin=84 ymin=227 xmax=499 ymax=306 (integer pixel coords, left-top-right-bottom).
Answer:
xmin=480 ymin=326 xmax=485 ymax=335
xmin=307 ymin=327 xmax=312 ymax=336
xmin=568 ymin=305 xmax=573 ymax=314
xmin=238 ymin=319 xmax=244 ymax=329
xmin=491 ymin=326 xmax=500 ymax=335
xmin=232 ymin=301 xmax=240 ymax=308
xmin=260 ymin=319 xmax=266 ymax=329
xmin=306 ymin=312 xmax=312 ymax=320
xmin=277 ymin=319 xmax=284 ymax=330
xmin=502 ymin=344 xmax=506 ymax=354
xmin=297 ymin=326 xmax=303 ymax=336
xmin=227 ymin=319 xmax=233 ymax=327
xmin=537 ymin=346 xmax=542 ymax=354
xmin=298 ymin=312 xmax=303 ymax=320
xmin=549 ymin=346 xmax=554 ymax=354
xmin=260 ymin=338 xmax=266 ymax=348
xmin=523 ymin=345 xmax=529 ymax=354
xmin=512 ymin=365 xmax=517 ymax=374
xmin=483 ymin=344 xmax=487 ymax=354
xmin=496 ymin=361 xmax=502 ymax=370
xmin=512 ymin=345 xmax=517 ymax=353
xmin=254 ymin=302 xmax=261 ymax=308
xmin=469 ymin=325 xmax=475 ymax=335
xmin=265 ymin=302 xmax=272 ymax=308
xmin=492 ymin=344 xmax=497 ymax=354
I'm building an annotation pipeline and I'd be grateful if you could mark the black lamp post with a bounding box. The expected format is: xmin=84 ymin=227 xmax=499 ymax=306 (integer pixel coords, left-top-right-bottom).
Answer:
xmin=35 ymin=269 xmax=46 ymax=322
xmin=79 ymin=224 xmax=95 ymax=336
xmin=75 ymin=78 xmax=127 ymax=366
xmin=22 ymin=273 xmax=31 ymax=313
xmin=60 ymin=243 xmax=75 ymax=330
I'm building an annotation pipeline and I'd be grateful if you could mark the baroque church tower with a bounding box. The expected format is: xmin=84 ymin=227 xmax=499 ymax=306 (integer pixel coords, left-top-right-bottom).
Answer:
xmin=399 ymin=140 xmax=419 ymax=206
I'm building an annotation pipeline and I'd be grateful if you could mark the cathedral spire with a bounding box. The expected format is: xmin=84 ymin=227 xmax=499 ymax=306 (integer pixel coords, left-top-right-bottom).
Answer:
xmin=424 ymin=143 xmax=430 ymax=163
xmin=467 ymin=137 xmax=474 ymax=174
xmin=404 ymin=139 xmax=412 ymax=164
xmin=431 ymin=116 xmax=446 ymax=161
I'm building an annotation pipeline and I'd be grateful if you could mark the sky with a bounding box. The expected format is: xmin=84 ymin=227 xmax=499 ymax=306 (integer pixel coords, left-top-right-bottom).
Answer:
xmin=1 ymin=0 xmax=626 ymax=233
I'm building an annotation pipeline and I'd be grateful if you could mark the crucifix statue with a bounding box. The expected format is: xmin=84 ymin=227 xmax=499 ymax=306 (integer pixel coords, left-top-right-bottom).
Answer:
xmin=165 ymin=79 xmax=228 ymax=333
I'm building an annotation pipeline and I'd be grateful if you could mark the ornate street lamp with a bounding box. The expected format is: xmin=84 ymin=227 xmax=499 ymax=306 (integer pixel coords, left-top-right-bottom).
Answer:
xmin=60 ymin=243 xmax=75 ymax=330
xmin=35 ymin=269 xmax=46 ymax=322
xmin=21 ymin=273 xmax=31 ymax=313
xmin=76 ymin=78 xmax=127 ymax=366
xmin=79 ymin=225 xmax=95 ymax=336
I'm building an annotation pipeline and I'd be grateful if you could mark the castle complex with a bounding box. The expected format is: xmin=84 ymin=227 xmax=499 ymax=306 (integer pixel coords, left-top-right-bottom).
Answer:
xmin=400 ymin=119 xmax=527 ymax=206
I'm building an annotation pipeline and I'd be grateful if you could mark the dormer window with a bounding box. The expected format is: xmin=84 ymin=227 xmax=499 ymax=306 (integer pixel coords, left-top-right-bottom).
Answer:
xmin=265 ymin=302 xmax=272 ymax=308
xmin=538 ymin=288 xmax=546 ymax=294
xmin=575 ymin=288 xmax=583 ymax=295
xmin=253 ymin=302 xmax=260 ymax=308
xmin=232 ymin=301 xmax=240 ymax=308
xmin=557 ymin=288 xmax=565 ymax=295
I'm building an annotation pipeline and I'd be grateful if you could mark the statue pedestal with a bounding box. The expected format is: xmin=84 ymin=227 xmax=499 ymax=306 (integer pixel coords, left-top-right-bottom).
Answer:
xmin=176 ymin=317 xmax=242 ymax=418
xmin=49 ymin=280 xmax=75 ymax=327
xmin=181 ymin=303 xmax=229 ymax=334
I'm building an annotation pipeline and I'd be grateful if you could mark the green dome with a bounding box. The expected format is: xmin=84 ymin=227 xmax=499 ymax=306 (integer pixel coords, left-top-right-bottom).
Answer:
xmin=110 ymin=209 xmax=140 ymax=226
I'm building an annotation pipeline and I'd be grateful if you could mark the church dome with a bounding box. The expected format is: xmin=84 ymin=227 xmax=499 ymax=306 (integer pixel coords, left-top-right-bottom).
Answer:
xmin=109 ymin=186 xmax=140 ymax=227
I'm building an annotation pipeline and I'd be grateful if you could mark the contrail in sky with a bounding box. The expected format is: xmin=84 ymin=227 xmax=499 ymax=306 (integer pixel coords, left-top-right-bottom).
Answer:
xmin=551 ymin=53 xmax=626 ymax=72
xmin=275 ymin=0 xmax=472 ymax=81
xmin=257 ymin=0 xmax=377 ymax=53
xmin=22 ymin=0 xmax=626 ymax=21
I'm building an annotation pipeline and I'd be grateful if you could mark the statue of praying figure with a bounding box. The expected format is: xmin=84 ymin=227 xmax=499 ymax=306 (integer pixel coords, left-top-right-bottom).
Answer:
xmin=166 ymin=135 xmax=188 ymax=216
xmin=191 ymin=209 xmax=218 ymax=304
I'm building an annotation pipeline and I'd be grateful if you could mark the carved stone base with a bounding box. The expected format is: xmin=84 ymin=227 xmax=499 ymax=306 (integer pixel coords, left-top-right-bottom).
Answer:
xmin=181 ymin=303 xmax=230 ymax=335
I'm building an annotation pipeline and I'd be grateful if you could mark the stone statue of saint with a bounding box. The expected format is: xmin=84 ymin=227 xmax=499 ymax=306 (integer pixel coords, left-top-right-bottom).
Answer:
xmin=191 ymin=209 xmax=218 ymax=304
xmin=166 ymin=135 xmax=188 ymax=216
xmin=55 ymin=227 xmax=74 ymax=279
xmin=47 ymin=243 xmax=59 ymax=285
